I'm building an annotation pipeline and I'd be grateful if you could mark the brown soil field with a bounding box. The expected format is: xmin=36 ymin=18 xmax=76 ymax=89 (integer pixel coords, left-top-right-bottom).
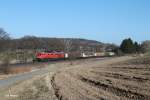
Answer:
xmin=2 ymin=56 xmax=150 ymax=100
xmin=51 ymin=56 xmax=150 ymax=100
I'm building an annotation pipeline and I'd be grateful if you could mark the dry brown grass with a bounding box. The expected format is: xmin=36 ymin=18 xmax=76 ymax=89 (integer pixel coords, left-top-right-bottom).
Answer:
xmin=50 ymin=56 xmax=150 ymax=100
xmin=2 ymin=75 xmax=57 ymax=100
xmin=2 ymin=56 xmax=150 ymax=100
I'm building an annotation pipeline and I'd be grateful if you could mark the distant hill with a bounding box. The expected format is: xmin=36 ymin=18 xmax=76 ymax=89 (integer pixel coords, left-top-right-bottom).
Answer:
xmin=10 ymin=36 xmax=116 ymax=52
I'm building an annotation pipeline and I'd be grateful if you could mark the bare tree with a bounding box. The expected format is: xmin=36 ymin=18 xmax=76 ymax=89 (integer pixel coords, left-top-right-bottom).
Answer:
xmin=142 ymin=40 xmax=150 ymax=53
xmin=0 ymin=28 xmax=9 ymax=40
xmin=61 ymin=39 xmax=73 ymax=53
xmin=61 ymin=39 xmax=74 ymax=64
xmin=0 ymin=28 xmax=10 ymax=52
xmin=19 ymin=35 xmax=41 ymax=49
xmin=0 ymin=28 xmax=11 ymax=73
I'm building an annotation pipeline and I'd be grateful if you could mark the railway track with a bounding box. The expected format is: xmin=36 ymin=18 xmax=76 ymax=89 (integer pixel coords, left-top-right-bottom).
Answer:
xmin=2 ymin=56 xmax=108 ymax=68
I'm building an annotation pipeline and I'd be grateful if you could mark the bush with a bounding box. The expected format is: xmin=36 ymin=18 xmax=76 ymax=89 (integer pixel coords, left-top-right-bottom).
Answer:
xmin=113 ymin=48 xmax=124 ymax=56
xmin=0 ymin=54 xmax=10 ymax=74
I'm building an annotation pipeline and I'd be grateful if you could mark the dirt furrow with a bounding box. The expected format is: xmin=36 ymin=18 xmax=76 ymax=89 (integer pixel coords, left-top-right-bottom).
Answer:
xmin=91 ymin=71 xmax=149 ymax=82
xmin=51 ymin=73 xmax=66 ymax=100
xmin=55 ymin=73 xmax=102 ymax=100
xmin=80 ymin=76 xmax=150 ymax=100
xmin=63 ymin=72 xmax=121 ymax=100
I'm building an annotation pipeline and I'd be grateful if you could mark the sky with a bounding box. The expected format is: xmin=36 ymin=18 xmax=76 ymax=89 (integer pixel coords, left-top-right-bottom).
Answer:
xmin=0 ymin=0 xmax=150 ymax=44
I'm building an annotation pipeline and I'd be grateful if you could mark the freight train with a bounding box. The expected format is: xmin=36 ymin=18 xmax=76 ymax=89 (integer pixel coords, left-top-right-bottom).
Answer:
xmin=34 ymin=50 xmax=115 ymax=62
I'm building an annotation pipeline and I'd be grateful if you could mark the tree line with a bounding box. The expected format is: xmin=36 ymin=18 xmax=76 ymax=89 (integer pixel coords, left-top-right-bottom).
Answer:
xmin=0 ymin=28 xmax=150 ymax=54
xmin=0 ymin=28 xmax=107 ymax=53
xmin=114 ymin=38 xmax=150 ymax=55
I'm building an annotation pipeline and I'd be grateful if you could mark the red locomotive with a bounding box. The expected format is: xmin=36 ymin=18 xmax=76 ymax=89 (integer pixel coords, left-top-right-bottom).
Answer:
xmin=35 ymin=51 xmax=66 ymax=61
